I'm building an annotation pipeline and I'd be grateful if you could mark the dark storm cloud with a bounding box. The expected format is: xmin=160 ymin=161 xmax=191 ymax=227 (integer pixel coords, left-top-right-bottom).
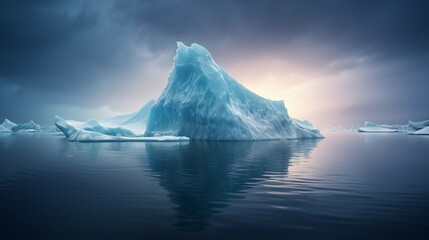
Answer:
xmin=114 ymin=0 xmax=429 ymax=58
xmin=0 ymin=0 xmax=428 ymax=124
xmin=1 ymin=0 xmax=98 ymax=84
xmin=1 ymin=0 xmax=148 ymax=91
xmin=0 ymin=0 xmax=162 ymax=121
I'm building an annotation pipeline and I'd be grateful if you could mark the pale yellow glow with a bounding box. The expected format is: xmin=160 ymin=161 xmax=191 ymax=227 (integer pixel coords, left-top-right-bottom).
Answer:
xmin=220 ymin=56 xmax=365 ymax=127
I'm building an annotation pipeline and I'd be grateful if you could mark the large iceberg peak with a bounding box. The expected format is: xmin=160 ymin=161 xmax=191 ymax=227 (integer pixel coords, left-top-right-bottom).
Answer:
xmin=172 ymin=42 xmax=228 ymax=97
xmin=175 ymin=42 xmax=214 ymax=67
xmin=145 ymin=42 xmax=323 ymax=140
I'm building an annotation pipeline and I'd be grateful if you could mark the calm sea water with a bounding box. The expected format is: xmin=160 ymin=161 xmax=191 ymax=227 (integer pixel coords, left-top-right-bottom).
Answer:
xmin=0 ymin=132 xmax=428 ymax=240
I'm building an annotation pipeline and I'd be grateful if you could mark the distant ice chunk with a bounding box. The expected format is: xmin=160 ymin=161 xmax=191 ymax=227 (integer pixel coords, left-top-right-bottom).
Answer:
xmin=55 ymin=116 xmax=138 ymax=138
xmin=0 ymin=125 xmax=12 ymax=133
xmin=358 ymin=121 xmax=401 ymax=133
xmin=1 ymin=119 xmax=17 ymax=130
xmin=1 ymin=118 xmax=59 ymax=133
xmin=10 ymin=120 xmax=42 ymax=132
xmin=409 ymin=126 xmax=429 ymax=135
xmin=358 ymin=120 xmax=429 ymax=134
xmin=407 ymin=120 xmax=429 ymax=131
xmin=357 ymin=127 xmax=399 ymax=133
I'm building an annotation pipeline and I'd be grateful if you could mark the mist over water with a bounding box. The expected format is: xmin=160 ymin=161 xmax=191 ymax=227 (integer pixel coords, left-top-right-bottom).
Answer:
xmin=0 ymin=133 xmax=428 ymax=239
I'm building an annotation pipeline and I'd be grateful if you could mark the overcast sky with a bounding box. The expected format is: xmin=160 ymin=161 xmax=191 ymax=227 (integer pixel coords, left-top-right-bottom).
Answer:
xmin=1 ymin=0 xmax=428 ymax=127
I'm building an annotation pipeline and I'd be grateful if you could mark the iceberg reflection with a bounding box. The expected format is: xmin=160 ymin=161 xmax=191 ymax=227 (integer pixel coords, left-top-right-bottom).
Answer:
xmin=145 ymin=139 xmax=320 ymax=232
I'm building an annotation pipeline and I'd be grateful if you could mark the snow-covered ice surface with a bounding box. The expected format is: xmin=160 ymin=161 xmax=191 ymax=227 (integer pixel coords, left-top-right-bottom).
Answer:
xmin=144 ymin=42 xmax=322 ymax=140
xmin=358 ymin=120 xmax=429 ymax=135
xmin=55 ymin=42 xmax=322 ymax=142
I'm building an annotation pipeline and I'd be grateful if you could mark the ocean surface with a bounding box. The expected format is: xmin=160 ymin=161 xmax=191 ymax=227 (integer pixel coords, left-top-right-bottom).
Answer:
xmin=0 ymin=132 xmax=428 ymax=240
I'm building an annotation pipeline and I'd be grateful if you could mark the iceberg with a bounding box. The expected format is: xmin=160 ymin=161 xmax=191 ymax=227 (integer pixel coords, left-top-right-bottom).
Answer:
xmin=1 ymin=118 xmax=60 ymax=133
xmin=10 ymin=120 xmax=42 ymax=132
xmin=0 ymin=119 xmax=44 ymax=133
xmin=55 ymin=99 xmax=156 ymax=135
xmin=407 ymin=120 xmax=429 ymax=131
xmin=0 ymin=125 xmax=12 ymax=133
xmin=1 ymin=119 xmax=17 ymax=130
xmin=357 ymin=121 xmax=401 ymax=133
xmin=358 ymin=120 xmax=429 ymax=134
xmin=144 ymin=42 xmax=322 ymax=140
xmin=55 ymin=116 xmax=136 ymax=137
xmin=55 ymin=99 xmax=188 ymax=142
xmin=55 ymin=42 xmax=322 ymax=141
xmin=409 ymin=126 xmax=429 ymax=135
xmin=54 ymin=116 xmax=188 ymax=142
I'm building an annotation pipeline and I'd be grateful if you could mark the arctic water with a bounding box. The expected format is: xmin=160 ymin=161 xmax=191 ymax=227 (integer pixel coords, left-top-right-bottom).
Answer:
xmin=0 ymin=132 xmax=428 ymax=239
